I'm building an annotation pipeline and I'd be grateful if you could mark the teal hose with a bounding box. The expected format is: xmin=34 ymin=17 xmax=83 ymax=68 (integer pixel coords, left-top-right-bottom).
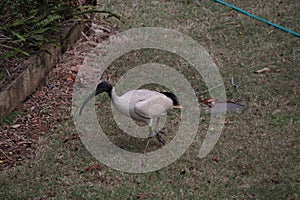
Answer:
xmin=214 ymin=0 xmax=300 ymax=37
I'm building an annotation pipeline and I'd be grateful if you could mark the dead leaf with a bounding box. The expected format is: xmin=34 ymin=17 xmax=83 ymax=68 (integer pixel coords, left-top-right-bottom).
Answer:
xmin=71 ymin=65 xmax=80 ymax=73
xmin=212 ymin=156 xmax=219 ymax=163
xmin=16 ymin=141 xmax=32 ymax=146
xmin=11 ymin=124 xmax=21 ymax=129
xmin=67 ymin=74 xmax=74 ymax=81
xmin=267 ymin=30 xmax=274 ymax=35
xmin=63 ymin=134 xmax=80 ymax=143
xmin=255 ymin=67 xmax=271 ymax=73
xmin=200 ymin=97 xmax=215 ymax=107
xmin=83 ymin=164 xmax=102 ymax=172
xmin=137 ymin=193 xmax=148 ymax=199
xmin=0 ymin=140 xmax=8 ymax=146
xmin=270 ymin=178 xmax=280 ymax=184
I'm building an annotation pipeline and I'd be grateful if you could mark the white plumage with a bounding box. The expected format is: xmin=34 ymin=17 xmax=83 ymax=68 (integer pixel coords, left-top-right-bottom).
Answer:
xmin=79 ymin=81 xmax=181 ymax=153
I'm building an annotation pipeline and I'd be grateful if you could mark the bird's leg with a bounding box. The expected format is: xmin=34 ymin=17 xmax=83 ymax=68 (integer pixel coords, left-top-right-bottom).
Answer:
xmin=154 ymin=117 xmax=160 ymax=134
xmin=144 ymin=120 xmax=153 ymax=153
xmin=156 ymin=133 xmax=165 ymax=145
xmin=155 ymin=117 xmax=165 ymax=145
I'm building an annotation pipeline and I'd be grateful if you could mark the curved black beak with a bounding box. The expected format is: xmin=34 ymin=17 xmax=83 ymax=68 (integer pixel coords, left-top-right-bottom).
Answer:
xmin=79 ymin=90 xmax=97 ymax=115
xmin=79 ymin=81 xmax=113 ymax=115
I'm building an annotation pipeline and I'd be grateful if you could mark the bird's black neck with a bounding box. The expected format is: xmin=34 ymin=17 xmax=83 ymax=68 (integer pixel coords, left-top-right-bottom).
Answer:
xmin=160 ymin=92 xmax=180 ymax=106
xmin=107 ymin=89 xmax=112 ymax=98
xmin=95 ymin=81 xmax=113 ymax=98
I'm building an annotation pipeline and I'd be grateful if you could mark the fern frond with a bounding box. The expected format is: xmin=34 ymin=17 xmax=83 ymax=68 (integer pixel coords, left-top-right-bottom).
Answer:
xmin=11 ymin=31 xmax=26 ymax=42
xmin=2 ymin=48 xmax=30 ymax=58
xmin=34 ymin=14 xmax=63 ymax=29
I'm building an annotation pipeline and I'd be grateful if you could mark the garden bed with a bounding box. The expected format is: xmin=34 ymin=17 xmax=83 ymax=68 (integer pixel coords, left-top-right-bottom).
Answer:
xmin=0 ymin=16 xmax=117 ymax=171
xmin=0 ymin=21 xmax=86 ymax=121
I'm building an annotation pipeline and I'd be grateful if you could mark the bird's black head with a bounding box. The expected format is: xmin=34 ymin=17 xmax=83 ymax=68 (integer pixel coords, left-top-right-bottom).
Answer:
xmin=161 ymin=92 xmax=181 ymax=107
xmin=79 ymin=81 xmax=113 ymax=115
xmin=95 ymin=81 xmax=113 ymax=97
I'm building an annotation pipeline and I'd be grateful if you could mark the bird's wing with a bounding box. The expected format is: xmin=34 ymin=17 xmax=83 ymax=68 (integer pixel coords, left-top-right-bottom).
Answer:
xmin=134 ymin=93 xmax=173 ymax=119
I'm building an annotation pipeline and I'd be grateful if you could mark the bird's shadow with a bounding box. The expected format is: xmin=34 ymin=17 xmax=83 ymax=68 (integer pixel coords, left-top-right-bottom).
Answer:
xmin=95 ymin=99 xmax=180 ymax=153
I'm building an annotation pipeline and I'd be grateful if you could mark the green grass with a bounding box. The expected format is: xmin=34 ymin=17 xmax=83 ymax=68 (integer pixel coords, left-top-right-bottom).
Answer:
xmin=1 ymin=0 xmax=299 ymax=199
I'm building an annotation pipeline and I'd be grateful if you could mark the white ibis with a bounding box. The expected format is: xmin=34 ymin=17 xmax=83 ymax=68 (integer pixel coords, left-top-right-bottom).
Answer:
xmin=79 ymin=81 xmax=182 ymax=153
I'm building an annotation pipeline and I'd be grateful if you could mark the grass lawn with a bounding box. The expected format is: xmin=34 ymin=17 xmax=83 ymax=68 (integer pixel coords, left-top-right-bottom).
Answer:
xmin=1 ymin=0 xmax=299 ymax=199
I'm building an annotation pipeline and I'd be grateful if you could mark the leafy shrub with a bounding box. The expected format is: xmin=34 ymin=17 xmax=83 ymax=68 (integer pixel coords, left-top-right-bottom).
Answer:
xmin=0 ymin=0 xmax=119 ymax=58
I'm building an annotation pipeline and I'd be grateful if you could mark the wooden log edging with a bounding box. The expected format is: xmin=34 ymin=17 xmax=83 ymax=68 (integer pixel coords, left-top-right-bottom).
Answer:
xmin=0 ymin=22 xmax=86 ymax=121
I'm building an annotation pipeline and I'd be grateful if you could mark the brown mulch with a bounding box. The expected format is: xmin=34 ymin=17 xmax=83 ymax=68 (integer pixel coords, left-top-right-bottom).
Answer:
xmin=0 ymin=18 xmax=118 ymax=171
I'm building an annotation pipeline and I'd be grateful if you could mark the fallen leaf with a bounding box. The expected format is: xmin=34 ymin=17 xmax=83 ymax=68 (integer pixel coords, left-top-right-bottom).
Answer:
xmin=255 ymin=67 xmax=271 ymax=73
xmin=16 ymin=141 xmax=32 ymax=146
xmin=270 ymin=178 xmax=280 ymax=184
xmin=267 ymin=30 xmax=274 ymax=35
xmin=200 ymin=97 xmax=215 ymax=107
xmin=83 ymin=164 xmax=102 ymax=172
xmin=67 ymin=74 xmax=74 ymax=81
xmin=63 ymin=134 xmax=80 ymax=143
xmin=71 ymin=65 xmax=80 ymax=73
xmin=0 ymin=140 xmax=8 ymax=146
xmin=11 ymin=124 xmax=21 ymax=129
xmin=137 ymin=193 xmax=148 ymax=199
xmin=226 ymin=21 xmax=237 ymax=25
xmin=212 ymin=156 xmax=219 ymax=163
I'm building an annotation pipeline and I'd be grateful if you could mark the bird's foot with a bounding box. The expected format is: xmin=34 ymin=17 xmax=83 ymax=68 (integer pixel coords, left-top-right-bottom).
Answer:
xmin=158 ymin=130 xmax=165 ymax=135
xmin=156 ymin=133 xmax=165 ymax=145
xmin=144 ymin=133 xmax=165 ymax=154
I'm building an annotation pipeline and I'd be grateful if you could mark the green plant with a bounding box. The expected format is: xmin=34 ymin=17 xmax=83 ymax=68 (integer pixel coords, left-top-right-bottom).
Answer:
xmin=0 ymin=0 xmax=120 ymax=59
xmin=0 ymin=111 xmax=21 ymax=125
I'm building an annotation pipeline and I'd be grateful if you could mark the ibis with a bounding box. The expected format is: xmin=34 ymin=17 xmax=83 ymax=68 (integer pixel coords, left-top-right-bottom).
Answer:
xmin=79 ymin=81 xmax=182 ymax=153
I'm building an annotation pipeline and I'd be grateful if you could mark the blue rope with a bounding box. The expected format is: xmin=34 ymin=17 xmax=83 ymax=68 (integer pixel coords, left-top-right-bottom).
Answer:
xmin=214 ymin=0 xmax=300 ymax=37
